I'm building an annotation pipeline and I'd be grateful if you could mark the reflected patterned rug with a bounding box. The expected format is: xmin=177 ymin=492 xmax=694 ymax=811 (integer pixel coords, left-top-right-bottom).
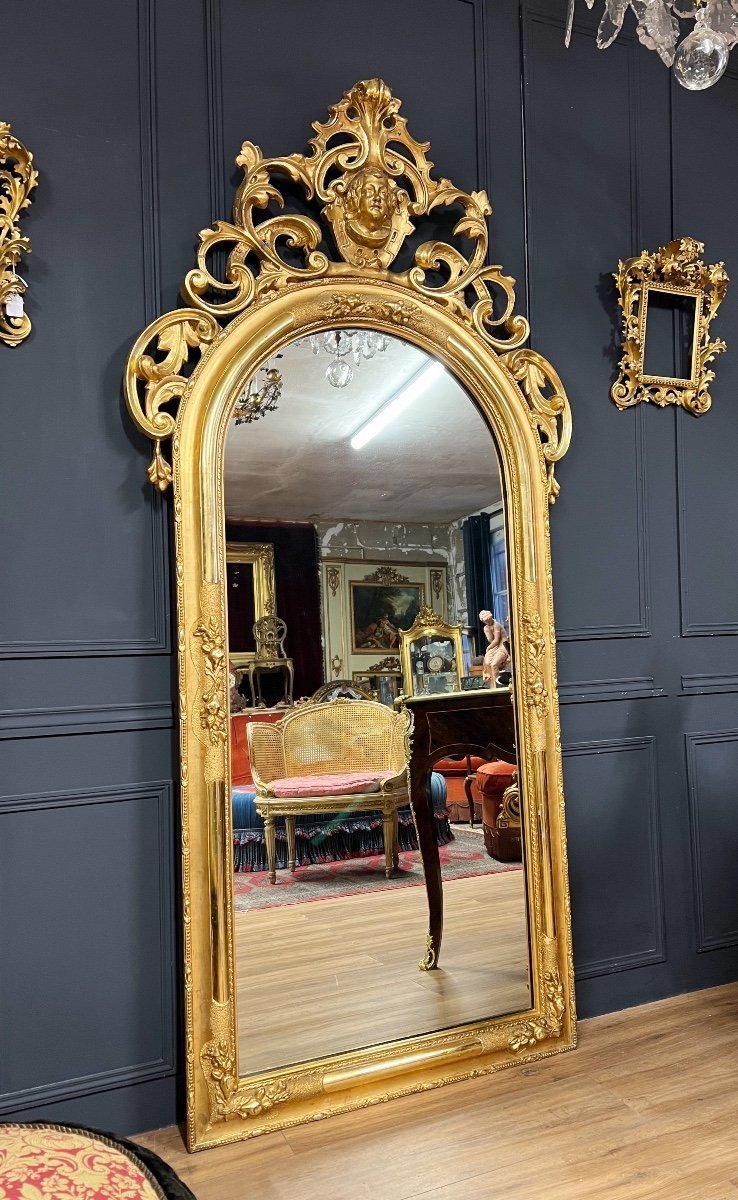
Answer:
xmin=0 ymin=1123 xmax=195 ymax=1200
xmin=232 ymin=826 xmax=521 ymax=913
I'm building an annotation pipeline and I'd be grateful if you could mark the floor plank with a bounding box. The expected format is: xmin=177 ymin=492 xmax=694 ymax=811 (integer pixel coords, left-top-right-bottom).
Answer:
xmin=235 ymin=868 xmax=530 ymax=1074
xmin=137 ymin=983 xmax=738 ymax=1200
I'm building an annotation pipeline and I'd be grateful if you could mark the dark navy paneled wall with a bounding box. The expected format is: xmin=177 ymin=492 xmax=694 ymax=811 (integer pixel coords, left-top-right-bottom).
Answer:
xmin=2 ymin=0 xmax=736 ymax=1134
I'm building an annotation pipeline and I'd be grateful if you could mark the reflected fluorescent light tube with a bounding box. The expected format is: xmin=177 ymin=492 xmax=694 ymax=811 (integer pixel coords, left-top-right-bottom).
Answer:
xmin=350 ymin=361 xmax=445 ymax=450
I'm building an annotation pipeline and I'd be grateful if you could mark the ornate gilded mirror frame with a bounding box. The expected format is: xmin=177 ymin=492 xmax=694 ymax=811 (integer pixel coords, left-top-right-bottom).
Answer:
xmin=400 ymin=605 xmax=464 ymax=696
xmin=225 ymin=542 xmax=276 ymax=667
xmin=612 ymin=237 xmax=728 ymax=415
xmin=125 ymin=79 xmax=575 ymax=1151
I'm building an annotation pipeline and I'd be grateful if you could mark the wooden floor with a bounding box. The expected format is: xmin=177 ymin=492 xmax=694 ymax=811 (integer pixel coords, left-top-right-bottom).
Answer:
xmin=235 ymin=869 xmax=530 ymax=1075
xmin=139 ymin=983 xmax=738 ymax=1199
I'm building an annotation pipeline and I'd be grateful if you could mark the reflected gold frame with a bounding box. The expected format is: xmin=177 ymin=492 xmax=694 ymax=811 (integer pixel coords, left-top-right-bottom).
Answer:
xmin=225 ymin=542 xmax=276 ymax=667
xmin=612 ymin=237 xmax=728 ymax=415
xmin=399 ymin=605 xmax=464 ymax=695
xmin=124 ymin=79 xmax=575 ymax=1151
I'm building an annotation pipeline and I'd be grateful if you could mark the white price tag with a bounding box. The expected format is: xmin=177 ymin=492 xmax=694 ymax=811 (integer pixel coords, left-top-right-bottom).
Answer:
xmin=5 ymin=291 xmax=24 ymax=319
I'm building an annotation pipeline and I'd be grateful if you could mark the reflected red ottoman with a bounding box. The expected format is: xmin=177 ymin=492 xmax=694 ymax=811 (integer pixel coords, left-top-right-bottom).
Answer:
xmin=433 ymin=755 xmax=485 ymax=823
xmin=476 ymin=760 xmax=521 ymax=862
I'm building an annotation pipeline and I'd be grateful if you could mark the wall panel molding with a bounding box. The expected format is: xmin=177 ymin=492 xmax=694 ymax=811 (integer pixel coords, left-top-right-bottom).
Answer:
xmin=0 ymin=703 xmax=174 ymax=740
xmin=676 ymin=417 xmax=738 ymax=638
xmin=0 ymin=781 xmax=176 ymax=1114
xmin=559 ymin=677 xmax=665 ymax=704
xmin=522 ymin=11 xmax=651 ymax=642
xmin=563 ymin=736 xmax=666 ymax=978
xmin=681 ymin=674 xmax=738 ymax=697
xmin=685 ymin=729 xmax=738 ymax=953
xmin=0 ymin=0 xmax=170 ymax=661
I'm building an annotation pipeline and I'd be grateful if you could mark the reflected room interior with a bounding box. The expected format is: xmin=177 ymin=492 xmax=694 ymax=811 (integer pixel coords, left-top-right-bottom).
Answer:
xmin=224 ymin=331 xmax=529 ymax=1077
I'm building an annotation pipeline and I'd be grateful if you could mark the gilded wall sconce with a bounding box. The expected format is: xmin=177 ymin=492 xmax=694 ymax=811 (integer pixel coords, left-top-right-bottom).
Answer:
xmin=611 ymin=237 xmax=728 ymax=416
xmin=1 ymin=123 xmax=38 ymax=347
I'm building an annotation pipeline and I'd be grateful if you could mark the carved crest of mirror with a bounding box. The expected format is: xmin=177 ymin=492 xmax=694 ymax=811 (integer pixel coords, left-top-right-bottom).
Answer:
xmin=125 ymin=79 xmax=575 ymax=1151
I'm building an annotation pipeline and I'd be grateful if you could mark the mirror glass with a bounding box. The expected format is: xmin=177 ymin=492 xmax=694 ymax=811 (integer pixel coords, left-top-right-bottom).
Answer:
xmin=224 ymin=331 xmax=529 ymax=1078
xmin=642 ymin=287 xmax=699 ymax=382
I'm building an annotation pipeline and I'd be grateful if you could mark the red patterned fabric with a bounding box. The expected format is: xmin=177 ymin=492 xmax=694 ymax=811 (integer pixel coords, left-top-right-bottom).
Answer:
xmin=0 ymin=1125 xmax=165 ymax=1199
xmin=267 ymin=770 xmax=393 ymax=798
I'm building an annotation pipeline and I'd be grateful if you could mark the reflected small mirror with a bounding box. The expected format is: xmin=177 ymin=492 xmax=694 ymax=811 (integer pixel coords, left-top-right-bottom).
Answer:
xmin=642 ymin=285 xmax=700 ymax=383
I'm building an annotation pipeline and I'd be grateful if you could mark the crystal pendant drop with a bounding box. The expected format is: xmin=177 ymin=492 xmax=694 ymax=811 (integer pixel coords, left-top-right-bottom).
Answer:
xmin=326 ymin=359 xmax=353 ymax=388
xmin=673 ymin=18 xmax=729 ymax=89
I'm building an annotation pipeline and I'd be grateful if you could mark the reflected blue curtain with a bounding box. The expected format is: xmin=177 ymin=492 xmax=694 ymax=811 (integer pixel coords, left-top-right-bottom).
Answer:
xmin=490 ymin=526 xmax=509 ymax=630
xmin=462 ymin=513 xmax=494 ymax=651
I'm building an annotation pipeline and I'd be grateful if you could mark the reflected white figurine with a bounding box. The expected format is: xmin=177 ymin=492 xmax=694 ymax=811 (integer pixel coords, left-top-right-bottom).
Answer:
xmin=479 ymin=609 xmax=511 ymax=685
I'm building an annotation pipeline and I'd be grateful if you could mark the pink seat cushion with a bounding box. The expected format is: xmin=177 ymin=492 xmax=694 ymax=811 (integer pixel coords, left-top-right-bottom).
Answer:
xmin=267 ymin=770 xmax=393 ymax=798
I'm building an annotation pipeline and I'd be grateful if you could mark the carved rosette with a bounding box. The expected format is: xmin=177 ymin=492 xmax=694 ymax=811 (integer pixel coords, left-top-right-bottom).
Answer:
xmin=611 ymin=237 xmax=728 ymax=416
xmin=0 ymin=123 xmax=38 ymax=347
xmin=125 ymin=79 xmax=571 ymax=495
xmin=193 ymin=618 xmax=228 ymax=744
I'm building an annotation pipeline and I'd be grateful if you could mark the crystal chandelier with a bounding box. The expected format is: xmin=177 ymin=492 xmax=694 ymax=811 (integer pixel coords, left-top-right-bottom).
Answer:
xmin=232 ymin=364 xmax=283 ymax=425
xmin=303 ymin=329 xmax=390 ymax=389
xmin=566 ymin=0 xmax=737 ymax=89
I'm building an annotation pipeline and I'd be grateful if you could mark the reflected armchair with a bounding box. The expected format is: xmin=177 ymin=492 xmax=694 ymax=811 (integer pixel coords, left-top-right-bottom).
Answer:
xmin=248 ymin=699 xmax=413 ymax=883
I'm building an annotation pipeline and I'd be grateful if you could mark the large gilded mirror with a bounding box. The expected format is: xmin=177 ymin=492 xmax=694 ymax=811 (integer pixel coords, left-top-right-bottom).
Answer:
xmin=125 ymin=79 xmax=575 ymax=1151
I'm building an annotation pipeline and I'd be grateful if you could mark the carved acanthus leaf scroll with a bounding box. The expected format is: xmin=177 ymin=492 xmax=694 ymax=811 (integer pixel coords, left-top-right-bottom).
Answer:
xmin=125 ymin=79 xmax=571 ymax=495
xmin=0 ymin=123 xmax=38 ymax=347
xmin=501 ymin=349 xmax=571 ymax=503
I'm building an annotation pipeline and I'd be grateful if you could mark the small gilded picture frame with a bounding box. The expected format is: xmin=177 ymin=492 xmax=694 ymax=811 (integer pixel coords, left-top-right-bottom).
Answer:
xmin=611 ymin=237 xmax=728 ymax=416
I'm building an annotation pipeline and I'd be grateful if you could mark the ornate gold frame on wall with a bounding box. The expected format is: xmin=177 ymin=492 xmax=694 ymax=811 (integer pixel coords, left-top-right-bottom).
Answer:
xmin=125 ymin=79 xmax=575 ymax=1151
xmin=1 ymin=123 xmax=38 ymax=347
xmin=611 ymin=237 xmax=728 ymax=415
xmin=225 ymin=542 xmax=276 ymax=667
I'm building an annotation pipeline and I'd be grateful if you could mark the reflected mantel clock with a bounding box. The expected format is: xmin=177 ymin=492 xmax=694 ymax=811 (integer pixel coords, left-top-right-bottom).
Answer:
xmin=124 ymin=78 xmax=575 ymax=1151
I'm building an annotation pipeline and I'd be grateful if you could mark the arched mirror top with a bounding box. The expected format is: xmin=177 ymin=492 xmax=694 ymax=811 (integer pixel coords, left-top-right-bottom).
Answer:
xmin=125 ymin=77 xmax=570 ymax=503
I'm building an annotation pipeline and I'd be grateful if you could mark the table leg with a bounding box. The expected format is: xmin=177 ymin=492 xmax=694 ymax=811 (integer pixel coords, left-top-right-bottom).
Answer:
xmin=464 ymin=774 xmax=476 ymax=827
xmin=410 ymin=762 xmax=443 ymax=970
xmin=382 ymin=808 xmax=394 ymax=878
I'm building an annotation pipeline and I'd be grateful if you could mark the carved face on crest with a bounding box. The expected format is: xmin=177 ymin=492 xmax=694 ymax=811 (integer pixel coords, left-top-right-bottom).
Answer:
xmin=344 ymin=169 xmax=395 ymax=242
xmin=326 ymin=166 xmax=409 ymax=268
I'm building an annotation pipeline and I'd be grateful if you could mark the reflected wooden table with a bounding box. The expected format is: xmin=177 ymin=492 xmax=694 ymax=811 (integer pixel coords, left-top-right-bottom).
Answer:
xmin=399 ymin=688 xmax=516 ymax=970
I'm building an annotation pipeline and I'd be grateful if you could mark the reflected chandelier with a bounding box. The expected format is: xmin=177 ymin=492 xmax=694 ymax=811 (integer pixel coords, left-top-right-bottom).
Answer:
xmin=302 ymin=329 xmax=389 ymax=388
xmin=232 ymin=364 xmax=282 ymax=425
xmin=566 ymin=0 xmax=738 ymax=89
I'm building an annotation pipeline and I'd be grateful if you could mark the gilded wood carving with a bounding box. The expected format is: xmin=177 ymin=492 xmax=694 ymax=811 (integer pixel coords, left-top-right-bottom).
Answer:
xmin=0 ymin=123 xmax=38 ymax=347
xmin=124 ymin=79 xmax=576 ymax=1151
xmin=612 ymin=237 xmax=728 ymax=415
xmin=125 ymin=78 xmax=570 ymax=505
